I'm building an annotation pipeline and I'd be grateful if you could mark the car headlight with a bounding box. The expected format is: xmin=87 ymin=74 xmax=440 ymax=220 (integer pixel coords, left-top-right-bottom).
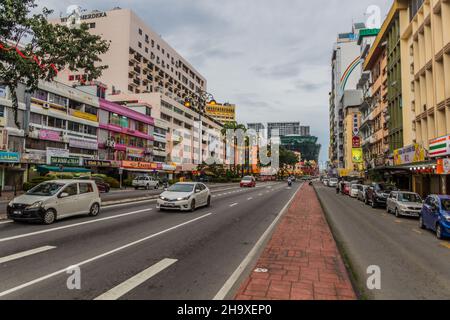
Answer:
xmin=27 ymin=201 xmax=43 ymax=209
xmin=159 ymin=196 xmax=167 ymax=200
xmin=443 ymin=215 xmax=450 ymax=223
xmin=177 ymin=196 xmax=190 ymax=201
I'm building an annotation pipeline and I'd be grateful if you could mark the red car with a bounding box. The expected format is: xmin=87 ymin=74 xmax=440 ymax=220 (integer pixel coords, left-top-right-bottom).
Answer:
xmin=240 ymin=176 xmax=256 ymax=188
xmin=342 ymin=182 xmax=351 ymax=195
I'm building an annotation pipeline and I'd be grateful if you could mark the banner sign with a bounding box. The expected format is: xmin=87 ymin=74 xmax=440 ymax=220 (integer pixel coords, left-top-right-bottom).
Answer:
xmin=436 ymin=158 xmax=450 ymax=174
xmin=352 ymin=148 xmax=363 ymax=163
xmin=122 ymin=161 xmax=161 ymax=170
xmin=40 ymin=129 xmax=61 ymax=142
xmin=352 ymin=136 xmax=361 ymax=148
xmin=46 ymin=148 xmax=69 ymax=165
xmin=394 ymin=144 xmax=427 ymax=165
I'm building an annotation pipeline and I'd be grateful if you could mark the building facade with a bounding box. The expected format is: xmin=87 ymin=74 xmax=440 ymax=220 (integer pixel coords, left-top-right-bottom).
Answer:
xmin=267 ymin=122 xmax=300 ymax=139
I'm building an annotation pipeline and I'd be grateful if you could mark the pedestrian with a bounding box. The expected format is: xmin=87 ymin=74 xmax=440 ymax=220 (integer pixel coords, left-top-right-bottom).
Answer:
xmin=336 ymin=179 xmax=340 ymax=194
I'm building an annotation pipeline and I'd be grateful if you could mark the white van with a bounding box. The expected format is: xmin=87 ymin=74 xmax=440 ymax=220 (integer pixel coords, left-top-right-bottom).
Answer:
xmin=7 ymin=180 xmax=101 ymax=225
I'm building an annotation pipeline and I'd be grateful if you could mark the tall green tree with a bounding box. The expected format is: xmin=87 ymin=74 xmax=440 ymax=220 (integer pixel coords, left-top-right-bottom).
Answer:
xmin=0 ymin=0 xmax=110 ymax=128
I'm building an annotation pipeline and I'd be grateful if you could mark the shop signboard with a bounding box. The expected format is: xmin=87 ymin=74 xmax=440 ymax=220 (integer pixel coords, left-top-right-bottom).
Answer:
xmin=50 ymin=157 xmax=81 ymax=167
xmin=69 ymin=138 xmax=98 ymax=150
xmin=126 ymin=147 xmax=145 ymax=158
xmin=46 ymin=148 xmax=69 ymax=165
xmin=393 ymin=144 xmax=427 ymax=166
xmin=436 ymin=159 xmax=450 ymax=174
xmin=122 ymin=161 xmax=160 ymax=170
xmin=352 ymin=136 xmax=361 ymax=148
xmin=429 ymin=135 xmax=450 ymax=157
xmin=84 ymin=159 xmax=120 ymax=168
xmin=0 ymin=152 xmax=20 ymax=163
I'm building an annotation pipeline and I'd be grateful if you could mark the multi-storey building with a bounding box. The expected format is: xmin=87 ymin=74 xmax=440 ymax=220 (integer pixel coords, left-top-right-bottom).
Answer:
xmin=329 ymin=23 xmax=366 ymax=169
xmin=52 ymin=8 xmax=206 ymax=101
xmin=205 ymin=102 xmax=236 ymax=125
xmin=267 ymin=122 xmax=300 ymax=140
xmin=107 ymin=92 xmax=225 ymax=175
xmin=247 ymin=123 xmax=266 ymax=138
xmin=300 ymin=126 xmax=311 ymax=137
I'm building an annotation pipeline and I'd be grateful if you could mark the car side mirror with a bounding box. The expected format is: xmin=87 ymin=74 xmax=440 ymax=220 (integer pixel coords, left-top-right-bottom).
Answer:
xmin=195 ymin=189 xmax=201 ymax=193
xmin=59 ymin=192 xmax=69 ymax=198
xmin=164 ymin=188 xmax=168 ymax=191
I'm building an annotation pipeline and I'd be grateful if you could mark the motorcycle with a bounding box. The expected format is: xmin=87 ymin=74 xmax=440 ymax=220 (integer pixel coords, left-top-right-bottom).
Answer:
xmin=288 ymin=179 xmax=292 ymax=187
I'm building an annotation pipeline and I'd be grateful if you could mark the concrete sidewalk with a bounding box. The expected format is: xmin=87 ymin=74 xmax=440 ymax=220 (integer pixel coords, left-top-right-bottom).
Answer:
xmin=235 ymin=184 xmax=357 ymax=300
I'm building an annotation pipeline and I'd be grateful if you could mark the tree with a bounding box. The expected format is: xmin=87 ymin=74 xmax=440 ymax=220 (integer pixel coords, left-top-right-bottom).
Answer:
xmin=277 ymin=147 xmax=299 ymax=177
xmin=0 ymin=1 xmax=110 ymax=128
xmin=221 ymin=122 xmax=247 ymax=176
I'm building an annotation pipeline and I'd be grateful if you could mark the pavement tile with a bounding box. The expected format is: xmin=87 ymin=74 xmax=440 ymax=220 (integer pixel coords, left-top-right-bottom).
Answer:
xmin=234 ymin=184 xmax=356 ymax=301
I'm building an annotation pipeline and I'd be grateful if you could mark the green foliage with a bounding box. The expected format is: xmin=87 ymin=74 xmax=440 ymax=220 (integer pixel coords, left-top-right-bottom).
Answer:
xmin=103 ymin=176 xmax=119 ymax=188
xmin=123 ymin=177 xmax=134 ymax=187
xmin=0 ymin=0 xmax=110 ymax=127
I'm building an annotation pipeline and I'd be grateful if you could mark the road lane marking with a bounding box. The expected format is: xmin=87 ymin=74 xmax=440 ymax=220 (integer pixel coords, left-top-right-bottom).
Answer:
xmin=0 ymin=246 xmax=56 ymax=264
xmin=258 ymin=193 xmax=263 ymax=196
xmin=214 ymin=183 xmax=302 ymax=300
xmin=0 ymin=221 xmax=13 ymax=225
xmin=0 ymin=209 xmax=154 ymax=243
xmin=247 ymin=197 xmax=253 ymax=201
xmin=0 ymin=212 xmax=214 ymax=298
xmin=230 ymin=203 xmax=238 ymax=207
xmin=95 ymin=258 xmax=177 ymax=300
xmin=412 ymin=229 xmax=423 ymax=235
xmin=440 ymin=242 xmax=450 ymax=249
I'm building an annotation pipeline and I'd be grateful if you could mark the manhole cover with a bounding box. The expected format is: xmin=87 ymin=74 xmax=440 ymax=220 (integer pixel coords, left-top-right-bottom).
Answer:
xmin=254 ymin=268 xmax=268 ymax=273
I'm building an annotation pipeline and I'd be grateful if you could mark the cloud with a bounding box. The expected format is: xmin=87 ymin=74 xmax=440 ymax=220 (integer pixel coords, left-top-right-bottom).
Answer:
xmin=35 ymin=0 xmax=393 ymax=164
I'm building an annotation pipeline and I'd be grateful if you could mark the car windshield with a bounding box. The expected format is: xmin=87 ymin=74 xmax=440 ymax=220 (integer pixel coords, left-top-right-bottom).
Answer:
xmin=242 ymin=177 xmax=252 ymax=181
xmin=377 ymin=184 xmax=396 ymax=192
xmin=26 ymin=182 xmax=65 ymax=196
xmin=330 ymin=179 xmax=338 ymax=182
xmin=167 ymin=184 xmax=194 ymax=193
xmin=398 ymin=193 xmax=422 ymax=203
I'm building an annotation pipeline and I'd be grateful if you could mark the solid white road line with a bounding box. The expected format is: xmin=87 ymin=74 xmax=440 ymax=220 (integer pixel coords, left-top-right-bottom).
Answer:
xmin=0 ymin=246 xmax=56 ymax=264
xmin=0 ymin=209 xmax=153 ymax=243
xmin=94 ymin=258 xmax=177 ymax=300
xmin=0 ymin=212 xmax=213 ymax=298
xmin=229 ymin=203 xmax=238 ymax=207
xmin=0 ymin=221 xmax=13 ymax=225
xmin=213 ymin=183 xmax=302 ymax=300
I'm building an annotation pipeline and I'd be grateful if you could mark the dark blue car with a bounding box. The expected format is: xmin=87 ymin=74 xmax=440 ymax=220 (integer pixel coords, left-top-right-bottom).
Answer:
xmin=419 ymin=195 xmax=450 ymax=239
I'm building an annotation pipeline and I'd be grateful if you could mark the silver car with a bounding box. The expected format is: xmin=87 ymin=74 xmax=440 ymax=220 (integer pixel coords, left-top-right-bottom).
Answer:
xmin=386 ymin=191 xmax=423 ymax=218
xmin=157 ymin=182 xmax=211 ymax=212
xmin=357 ymin=185 xmax=369 ymax=202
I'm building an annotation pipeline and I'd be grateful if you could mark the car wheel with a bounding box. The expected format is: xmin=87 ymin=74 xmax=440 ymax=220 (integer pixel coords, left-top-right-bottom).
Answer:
xmin=190 ymin=199 xmax=196 ymax=212
xmin=155 ymin=184 xmax=159 ymax=190
xmin=89 ymin=203 xmax=100 ymax=217
xmin=419 ymin=215 xmax=426 ymax=229
xmin=371 ymin=199 xmax=376 ymax=208
xmin=134 ymin=187 xmax=138 ymax=190
xmin=436 ymin=224 xmax=444 ymax=240
xmin=43 ymin=209 xmax=56 ymax=225
xmin=206 ymin=196 xmax=211 ymax=207
xmin=395 ymin=208 xmax=400 ymax=218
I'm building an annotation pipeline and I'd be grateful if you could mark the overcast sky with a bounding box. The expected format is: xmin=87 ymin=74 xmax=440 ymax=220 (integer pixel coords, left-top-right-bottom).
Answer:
xmin=36 ymin=0 xmax=392 ymax=165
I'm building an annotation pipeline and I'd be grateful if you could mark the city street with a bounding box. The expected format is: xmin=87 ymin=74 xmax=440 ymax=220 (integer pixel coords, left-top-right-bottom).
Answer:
xmin=315 ymin=183 xmax=450 ymax=300
xmin=0 ymin=181 xmax=300 ymax=300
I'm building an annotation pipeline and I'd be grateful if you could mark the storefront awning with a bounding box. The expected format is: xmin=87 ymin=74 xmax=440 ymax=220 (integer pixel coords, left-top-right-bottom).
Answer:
xmin=37 ymin=166 xmax=91 ymax=173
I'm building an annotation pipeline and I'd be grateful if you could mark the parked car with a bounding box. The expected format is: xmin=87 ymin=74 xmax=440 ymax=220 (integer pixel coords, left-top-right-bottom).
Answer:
xmin=240 ymin=176 xmax=256 ymax=188
xmin=7 ymin=180 xmax=101 ymax=225
xmin=365 ymin=183 xmax=398 ymax=208
xmin=81 ymin=176 xmax=110 ymax=193
xmin=419 ymin=195 xmax=450 ymax=239
xmin=350 ymin=184 xmax=362 ymax=198
xmin=342 ymin=182 xmax=351 ymax=195
xmin=323 ymin=179 xmax=330 ymax=187
xmin=386 ymin=191 xmax=423 ymax=218
xmin=132 ymin=176 xmax=160 ymax=190
xmin=357 ymin=185 xmax=369 ymax=202
xmin=157 ymin=182 xmax=211 ymax=212
xmin=328 ymin=178 xmax=338 ymax=188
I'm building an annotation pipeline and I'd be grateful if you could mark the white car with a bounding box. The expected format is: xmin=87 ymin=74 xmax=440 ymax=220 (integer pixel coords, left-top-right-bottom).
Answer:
xmin=386 ymin=191 xmax=423 ymax=218
xmin=157 ymin=182 xmax=211 ymax=212
xmin=328 ymin=178 xmax=338 ymax=188
xmin=350 ymin=184 xmax=362 ymax=198
xmin=132 ymin=176 xmax=160 ymax=190
xmin=323 ymin=179 xmax=329 ymax=187
xmin=7 ymin=180 xmax=101 ymax=225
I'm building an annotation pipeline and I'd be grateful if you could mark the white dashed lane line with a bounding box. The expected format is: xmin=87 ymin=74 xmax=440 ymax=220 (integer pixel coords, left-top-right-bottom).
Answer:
xmin=229 ymin=203 xmax=238 ymax=207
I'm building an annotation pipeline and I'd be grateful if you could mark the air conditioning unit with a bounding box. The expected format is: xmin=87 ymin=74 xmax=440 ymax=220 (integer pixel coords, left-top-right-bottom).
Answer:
xmin=105 ymin=139 xmax=116 ymax=148
xmin=43 ymin=103 xmax=50 ymax=109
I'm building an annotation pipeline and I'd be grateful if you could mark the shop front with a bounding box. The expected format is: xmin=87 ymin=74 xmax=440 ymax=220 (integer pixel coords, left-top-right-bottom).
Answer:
xmin=0 ymin=152 xmax=24 ymax=192
xmin=428 ymin=135 xmax=450 ymax=196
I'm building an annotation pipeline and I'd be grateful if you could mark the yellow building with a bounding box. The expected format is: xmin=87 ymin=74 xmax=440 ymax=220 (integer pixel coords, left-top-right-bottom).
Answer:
xmin=205 ymin=102 xmax=236 ymax=124
xmin=401 ymin=0 xmax=450 ymax=148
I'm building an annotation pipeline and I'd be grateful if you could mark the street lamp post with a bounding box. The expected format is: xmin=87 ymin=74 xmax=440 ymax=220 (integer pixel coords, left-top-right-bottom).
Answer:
xmin=184 ymin=90 xmax=216 ymax=166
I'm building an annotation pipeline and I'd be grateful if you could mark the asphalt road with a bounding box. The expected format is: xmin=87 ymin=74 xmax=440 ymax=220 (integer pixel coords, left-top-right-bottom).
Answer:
xmin=0 ymin=181 xmax=300 ymax=300
xmin=315 ymin=183 xmax=450 ymax=300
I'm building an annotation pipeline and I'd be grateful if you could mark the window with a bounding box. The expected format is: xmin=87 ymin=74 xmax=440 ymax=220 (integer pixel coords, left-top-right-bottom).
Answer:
xmin=145 ymin=35 xmax=149 ymax=43
xmin=30 ymin=112 xmax=42 ymax=125
xmin=33 ymin=89 xmax=48 ymax=101
xmin=47 ymin=116 xmax=66 ymax=129
xmin=68 ymin=121 xmax=81 ymax=132
xmin=0 ymin=105 xmax=5 ymax=118
xmin=145 ymin=47 xmax=148 ymax=53
xmin=151 ymin=40 xmax=154 ymax=47
xmin=84 ymin=125 xmax=97 ymax=136
xmin=138 ymin=28 xmax=142 ymax=35
xmin=62 ymin=184 xmax=78 ymax=197
xmin=89 ymin=23 xmax=96 ymax=28
xmin=84 ymin=105 xmax=98 ymax=116
xmin=48 ymin=93 xmax=67 ymax=107
xmin=69 ymin=75 xmax=75 ymax=81
xmin=79 ymin=183 xmax=94 ymax=194
xmin=157 ymin=44 xmax=160 ymax=50
xmin=138 ymin=42 xmax=142 ymax=48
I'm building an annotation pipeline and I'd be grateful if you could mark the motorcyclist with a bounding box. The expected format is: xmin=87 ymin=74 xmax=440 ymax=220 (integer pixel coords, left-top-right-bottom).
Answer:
xmin=287 ymin=177 xmax=292 ymax=187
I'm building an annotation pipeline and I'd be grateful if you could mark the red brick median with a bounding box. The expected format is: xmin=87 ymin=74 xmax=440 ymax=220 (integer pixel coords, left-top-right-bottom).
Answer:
xmin=235 ymin=184 xmax=357 ymax=300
